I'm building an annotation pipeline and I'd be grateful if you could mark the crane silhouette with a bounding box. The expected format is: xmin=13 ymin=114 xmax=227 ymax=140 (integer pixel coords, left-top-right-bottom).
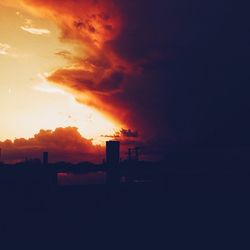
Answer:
xmin=127 ymin=147 xmax=140 ymax=161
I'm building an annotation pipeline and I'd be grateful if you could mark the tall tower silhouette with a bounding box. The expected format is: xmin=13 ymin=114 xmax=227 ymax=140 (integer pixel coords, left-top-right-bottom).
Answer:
xmin=43 ymin=152 xmax=48 ymax=165
xmin=106 ymin=141 xmax=120 ymax=165
xmin=106 ymin=141 xmax=120 ymax=185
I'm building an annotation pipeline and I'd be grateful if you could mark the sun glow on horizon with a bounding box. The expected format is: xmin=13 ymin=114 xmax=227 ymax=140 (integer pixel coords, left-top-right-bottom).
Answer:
xmin=33 ymin=78 xmax=122 ymax=145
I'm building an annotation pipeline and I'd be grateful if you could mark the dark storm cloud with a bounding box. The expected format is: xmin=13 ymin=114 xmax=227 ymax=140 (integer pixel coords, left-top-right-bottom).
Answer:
xmin=25 ymin=0 xmax=250 ymax=155
xmin=120 ymin=129 xmax=138 ymax=138
xmin=101 ymin=128 xmax=138 ymax=138
xmin=111 ymin=0 xmax=250 ymax=147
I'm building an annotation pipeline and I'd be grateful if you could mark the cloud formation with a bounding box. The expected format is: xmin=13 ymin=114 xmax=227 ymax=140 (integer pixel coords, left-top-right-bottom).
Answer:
xmin=20 ymin=15 xmax=51 ymax=35
xmin=8 ymin=0 xmax=250 ymax=158
xmin=102 ymin=128 xmax=138 ymax=139
xmin=0 ymin=127 xmax=104 ymax=163
xmin=21 ymin=26 xmax=50 ymax=35
xmin=22 ymin=0 xmax=141 ymax=131
xmin=0 ymin=43 xmax=11 ymax=55
xmin=120 ymin=129 xmax=138 ymax=138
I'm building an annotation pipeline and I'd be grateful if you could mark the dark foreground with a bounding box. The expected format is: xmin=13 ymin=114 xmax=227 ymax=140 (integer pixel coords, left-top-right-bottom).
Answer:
xmin=1 ymin=162 xmax=250 ymax=248
xmin=1 ymin=182 xmax=250 ymax=247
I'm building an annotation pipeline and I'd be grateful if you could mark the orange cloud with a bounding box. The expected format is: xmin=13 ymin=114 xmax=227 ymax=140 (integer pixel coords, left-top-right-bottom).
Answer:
xmin=21 ymin=0 xmax=140 ymax=130
xmin=23 ymin=0 xmax=122 ymax=46
xmin=0 ymin=127 xmax=104 ymax=163
xmin=18 ymin=0 xmax=171 ymax=146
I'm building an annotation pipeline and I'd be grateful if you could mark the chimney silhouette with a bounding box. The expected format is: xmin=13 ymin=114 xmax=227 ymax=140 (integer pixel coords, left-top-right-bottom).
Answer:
xmin=43 ymin=152 xmax=48 ymax=165
xmin=106 ymin=141 xmax=120 ymax=185
xmin=106 ymin=141 xmax=120 ymax=166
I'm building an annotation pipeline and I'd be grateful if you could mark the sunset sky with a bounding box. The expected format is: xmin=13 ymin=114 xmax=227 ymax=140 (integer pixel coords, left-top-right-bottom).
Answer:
xmin=0 ymin=0 xmax=248 ymax=163
xmin=0 ymin=0 xmax=128 ymax=162
xmin=0 ymin=1 xmax=122 ymax=143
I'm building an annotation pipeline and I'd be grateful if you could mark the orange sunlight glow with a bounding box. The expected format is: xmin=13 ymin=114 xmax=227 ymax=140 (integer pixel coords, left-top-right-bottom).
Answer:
xmin=0 ymin=3 xmax=122 ymax=145
xmin=33 ymin=76 xmax=122 ymax=145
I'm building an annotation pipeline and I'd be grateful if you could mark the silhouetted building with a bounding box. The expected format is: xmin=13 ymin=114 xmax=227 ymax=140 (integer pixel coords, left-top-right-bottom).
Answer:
xmin=106 ymin=141 xmax=120 ymax=185
xmin=106 ymin=141 xmax=120 ymax=166
xmin=43 ymin=152 xmax=48 ymax=165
